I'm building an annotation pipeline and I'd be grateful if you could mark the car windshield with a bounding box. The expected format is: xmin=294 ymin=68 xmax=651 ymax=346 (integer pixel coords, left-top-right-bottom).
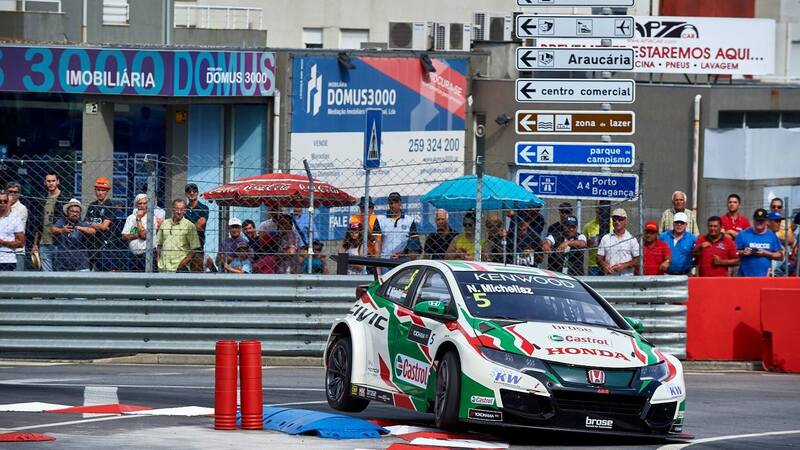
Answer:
xmin=455 ymin=271 xmax=618 ymax=327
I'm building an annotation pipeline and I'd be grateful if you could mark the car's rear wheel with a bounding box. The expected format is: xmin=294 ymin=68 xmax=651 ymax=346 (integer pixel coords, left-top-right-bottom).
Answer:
xmin=434 ymin=351 xmax=461 ymax=429
xmin=325 ymin=336 xmax=369 ymax=412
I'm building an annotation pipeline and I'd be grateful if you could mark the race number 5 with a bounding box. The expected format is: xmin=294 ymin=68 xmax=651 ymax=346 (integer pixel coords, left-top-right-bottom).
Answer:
xmin=473 ymin=292 xmax=491 ymax=308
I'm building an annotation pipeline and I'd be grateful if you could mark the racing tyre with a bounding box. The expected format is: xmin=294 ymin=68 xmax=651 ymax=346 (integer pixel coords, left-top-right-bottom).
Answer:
xmin=434 ymin=351 xmax=461 ymax=430
xmin=325 ymin=337 xmax=369 ymax=412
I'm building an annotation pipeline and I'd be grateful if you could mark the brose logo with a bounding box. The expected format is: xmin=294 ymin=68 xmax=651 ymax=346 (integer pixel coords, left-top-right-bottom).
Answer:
xmin=585 ymin=416 xmax=613 ymax=429
xmin=394 ymin=354 xmax=430 ymax=388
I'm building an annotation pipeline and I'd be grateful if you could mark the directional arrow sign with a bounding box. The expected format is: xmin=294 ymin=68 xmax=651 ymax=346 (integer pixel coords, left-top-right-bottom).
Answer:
xmin=515 ymin=110 xmax=635 ymax=135
xmin=516 ymin=47 xmax=634 ymax=71
xmin=516 ymin=15 xmax=634 ymax=38
xmin=516 ymin=170 xmax=639 ymax=201
xmin=515 ymin=142 xmax=635 ymax=167
xmin=515 ymin=79 xmax=635 ymax=103
xmin=518 ymin=0 xmax=635 ymax=6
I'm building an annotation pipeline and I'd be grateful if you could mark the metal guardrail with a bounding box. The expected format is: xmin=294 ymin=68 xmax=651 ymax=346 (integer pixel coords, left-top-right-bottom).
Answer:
xmin=0 ymin=273 xmax=687 ymax=358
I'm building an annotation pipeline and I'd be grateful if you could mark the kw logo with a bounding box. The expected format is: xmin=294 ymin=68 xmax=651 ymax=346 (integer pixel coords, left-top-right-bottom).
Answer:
xmin=491 ymin=369 xmax=522 ymax=386
xmin=306 ymin=64 xmax=323 ymax=116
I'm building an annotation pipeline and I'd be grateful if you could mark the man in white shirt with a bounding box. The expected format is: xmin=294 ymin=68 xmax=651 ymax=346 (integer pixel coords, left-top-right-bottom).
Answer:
xmin=598 ymin=208 xmax=640 ymax=276
xmin=378 ymin=192 xmax=418 ymax=260
xmin=0 ymin=190 xmax=25 ymax=272
xmin=5 ymin=182 xmax=27 ymax=270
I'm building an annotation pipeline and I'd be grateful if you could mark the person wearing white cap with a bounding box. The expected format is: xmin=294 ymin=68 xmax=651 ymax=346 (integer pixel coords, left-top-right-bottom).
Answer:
xmin=216 ymin=217 xmax=251 ymax=272
xmin=49 ymin=199 xmax=96 ymax=271
xmin=121 ymin=193 xmax=160 ymax=272
xmin=597 ymin=208 xmax=640 ymax=276
xmin=658 ymin=211 xmax=697 ymax=275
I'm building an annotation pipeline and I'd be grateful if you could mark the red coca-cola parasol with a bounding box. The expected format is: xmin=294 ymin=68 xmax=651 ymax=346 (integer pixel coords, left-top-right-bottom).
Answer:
xmin=203 ymin=173 xmax=357 ymax=208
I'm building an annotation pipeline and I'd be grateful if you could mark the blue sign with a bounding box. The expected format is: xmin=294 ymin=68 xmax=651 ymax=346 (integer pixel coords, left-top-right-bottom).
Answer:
xmin=364 ymin=109 xmax=382 ymax=169
xmin=516 ymin=170 xmax=639 ymax=201
xmin=515 ymin=142 xmax=635 ymax=167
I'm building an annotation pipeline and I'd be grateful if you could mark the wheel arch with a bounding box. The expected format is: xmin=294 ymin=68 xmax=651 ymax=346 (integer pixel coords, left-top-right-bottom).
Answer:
xmin=325 ymin=318 xmax=370 ymax=386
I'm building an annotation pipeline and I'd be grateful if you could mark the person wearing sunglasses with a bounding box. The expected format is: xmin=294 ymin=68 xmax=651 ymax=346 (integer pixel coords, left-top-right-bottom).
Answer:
xmin=447 ymin=212 xmax=483 ymax=261
xmin=0 ymin=190 xmax=25 ymax=271
xmin=597 ymin=208 xmax=640 ymax=276
xmin=4 ymin=181 xmax=27 ymax=270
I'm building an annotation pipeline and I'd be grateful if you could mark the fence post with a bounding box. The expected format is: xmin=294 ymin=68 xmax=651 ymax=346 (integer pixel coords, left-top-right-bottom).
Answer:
xmin=638 ymin=162 xmax=645 ymax=276
xmin=303 ymin=159 xmax=314 ymax=274
xmin=145 ymin=156 xmax=156 ymax=273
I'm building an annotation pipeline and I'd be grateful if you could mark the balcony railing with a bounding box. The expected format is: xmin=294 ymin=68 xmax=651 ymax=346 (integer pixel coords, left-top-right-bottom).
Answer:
xmin=174 ymin=4 xmax=263 ymax=30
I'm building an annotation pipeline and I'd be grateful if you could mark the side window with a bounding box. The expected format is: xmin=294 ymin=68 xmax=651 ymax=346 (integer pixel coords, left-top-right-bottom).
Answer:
xmin=413 ymin=271 xmax=455 ymax=314
xmin=379 ymin=267 xmax=421 ymax=307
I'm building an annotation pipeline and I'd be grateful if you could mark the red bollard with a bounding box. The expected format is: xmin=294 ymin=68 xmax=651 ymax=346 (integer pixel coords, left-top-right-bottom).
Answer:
xmin=214 ymin=340 xmax=238 ymax=430
xmin=239 ymin=340 xmax=263 ymax=430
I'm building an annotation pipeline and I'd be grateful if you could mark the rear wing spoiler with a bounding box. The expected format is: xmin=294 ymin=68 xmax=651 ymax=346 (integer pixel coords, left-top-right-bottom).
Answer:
xmin=335 ymin=253 xmax=403 ymax=282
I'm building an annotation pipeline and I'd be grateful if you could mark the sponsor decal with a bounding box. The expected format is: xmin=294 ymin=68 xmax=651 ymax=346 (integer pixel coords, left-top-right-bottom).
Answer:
xmin=490 ymin=368 xmax=523 ymax=387
xmin=549 ymin=334 xmax=565 ymax=342
xmin=565 ymin=335 xmax=610 ymax=346
xmin=394 ymin=354 xmax=431 ymax=388
xmin=585 ymin=416 xmax=613 ymax=430
xmin=408 ymin=324 xmax=433 ymax=346
xmin=350 ymin=385 xmax=359 ymax=395
xmin=366 ymin=362 xmax=379 ymax=376
xmin=470 ymin=395 xmax=495 ymax=406
xmin=349 ymin=304 xmax=388 ymax=331
xmin=352 ymin=385 xmax=394 ymax=405
xmin=358 ymin=387 xmax=366 ymax=397
xmin=546 ymin=347 xmax=630 ymax=361
xmin=587 ymin=369 xmax=606 ymax=385
xmin=468 ymin=408 xmax=503 ymax=422
xmin=668 ymin=385 xmax=683 ymax=397
xmin=472 ymin=272 xmax=575 ymax=288
xmin=552 ymin=324 xmax=593 ymax=332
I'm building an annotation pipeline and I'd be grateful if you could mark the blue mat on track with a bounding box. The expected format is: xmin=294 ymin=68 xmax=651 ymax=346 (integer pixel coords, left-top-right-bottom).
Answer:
xmin=235 ymin=406 xmax=388 ymax=439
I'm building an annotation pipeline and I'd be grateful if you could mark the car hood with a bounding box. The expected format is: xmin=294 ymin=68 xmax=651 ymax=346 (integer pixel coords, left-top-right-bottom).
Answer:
xmin=476 ymin=320 xmax=659 ymax=369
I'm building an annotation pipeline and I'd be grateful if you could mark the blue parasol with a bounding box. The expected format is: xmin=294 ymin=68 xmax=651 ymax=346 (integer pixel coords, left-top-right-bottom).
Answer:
xmin=420 ymin=174 xmax=544 ymax=211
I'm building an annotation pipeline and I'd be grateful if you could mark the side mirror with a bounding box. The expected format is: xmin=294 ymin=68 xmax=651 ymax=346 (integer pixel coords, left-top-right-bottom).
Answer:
xmin=413 ymin=300 xmax=455 ymax=321
xmin=624 ymin=317 xmax=645 ymax=334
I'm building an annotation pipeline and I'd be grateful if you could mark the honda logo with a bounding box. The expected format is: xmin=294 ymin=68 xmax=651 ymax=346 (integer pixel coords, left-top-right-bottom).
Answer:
xmin=587 ymin=369 xmax=605 ymax=385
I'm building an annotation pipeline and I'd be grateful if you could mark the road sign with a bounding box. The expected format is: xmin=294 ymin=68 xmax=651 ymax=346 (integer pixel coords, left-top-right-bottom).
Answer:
xmin=516 ymin=47 xmax=634 ymax=71
xmin=516 ymin=170 xmax=639 ymax=201
xmin=518 ymin=0 xmax=635 ymax=6
xmin=515 ymin=110 xmax=635 ymax=135
xmin=516 ymin=79 xmax=635 ymax=103
xmin=516 ymin=15 xmax=634 ymax=38
xmin=515 ymin=142 xmax=635 ymax=167
xmin=363 ymin=109 xmax=382 ymax=169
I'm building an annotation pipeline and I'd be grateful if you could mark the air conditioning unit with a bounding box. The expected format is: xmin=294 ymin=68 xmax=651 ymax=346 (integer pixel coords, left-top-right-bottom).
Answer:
xmin=431 ymin=23 xmax=471 ymax=51
xmin=388 ymin=21 xmax=429 ymax=50
xmin=472 ymin=12 xmax=512 ymax=42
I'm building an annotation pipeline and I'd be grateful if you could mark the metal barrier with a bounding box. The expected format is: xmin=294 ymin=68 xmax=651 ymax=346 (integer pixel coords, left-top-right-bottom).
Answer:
xmin=0 ymin=273 xmax=687 ymax=358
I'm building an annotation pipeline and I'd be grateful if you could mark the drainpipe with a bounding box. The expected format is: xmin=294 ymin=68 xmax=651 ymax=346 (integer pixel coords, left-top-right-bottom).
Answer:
xmin=272 ymin=89 xmax=281 ymax=172
xmin=81 ymin=0 xmax=88 ymax=43
xmin=691 ymin=94 xmax=702 ymax=211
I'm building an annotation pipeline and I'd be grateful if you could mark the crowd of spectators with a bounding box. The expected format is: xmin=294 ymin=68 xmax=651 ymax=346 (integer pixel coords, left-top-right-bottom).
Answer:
xmin=1 ymin=172 xmax=798 ymax=278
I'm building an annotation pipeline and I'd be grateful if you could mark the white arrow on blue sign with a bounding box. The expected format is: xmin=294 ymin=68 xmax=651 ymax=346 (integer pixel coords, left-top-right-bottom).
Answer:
xmin=516 ymin=170 xmax=639 ymax=201
xmin=363 ymin=109 xmax=382 ymax=170
xmin=515 ymin=142 xmax=635 ymax=167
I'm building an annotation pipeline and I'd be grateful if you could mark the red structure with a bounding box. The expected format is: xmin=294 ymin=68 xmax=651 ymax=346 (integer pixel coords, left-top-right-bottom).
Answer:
xmin=660 ymin=0 xmax=755 ymax=18
xmin=214 ymin=340 xmax=238 ymax=430
xmin=239 ymin=340 xmax=264 ymax=430
xmin=761 ymin=289 xmax=800 ymax=373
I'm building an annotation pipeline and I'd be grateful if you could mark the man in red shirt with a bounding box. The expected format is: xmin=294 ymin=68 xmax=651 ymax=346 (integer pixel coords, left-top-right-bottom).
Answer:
xmin=721 ymin=194 xmax=750 ymax=240
xmin=693 ymin=216 xmax=739 ymax=277
xmin=640 ymin=221 xmax=671 ymax=275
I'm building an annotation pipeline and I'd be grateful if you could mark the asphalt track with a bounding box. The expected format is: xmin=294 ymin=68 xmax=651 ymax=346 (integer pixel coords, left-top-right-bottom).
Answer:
xmin=0 ymin=363 xmax=799 ymax=449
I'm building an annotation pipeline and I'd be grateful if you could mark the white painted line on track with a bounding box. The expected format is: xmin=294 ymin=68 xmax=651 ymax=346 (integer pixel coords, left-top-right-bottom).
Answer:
xmin=0 ymin=414 xmax=144 ymax=432
xmin=0 ymin=402 xmax=72 ymax=412
xmin=0 ymin=381 xmax=324 ymax=391
xmin=658 ymin=429 xmax=800 ymax=450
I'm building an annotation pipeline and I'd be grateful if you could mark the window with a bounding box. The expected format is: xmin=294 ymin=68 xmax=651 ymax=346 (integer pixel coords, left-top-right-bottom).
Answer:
xmin=718 ymin=111 xmax=744 ymax=129
xmin=718 ymin=111 xmax=800 ymax=129
xmin=339 ymin=29 xmax=369 ymax=50
xmin=103 ymin=0 xmax=129 ymax=25
xmin=379 ymin=267 xmax=421 ymax=307
xmin=747 ymin=111 xmax=779 ymax=129
xmin=413 ymin=271 xmax=454 ymax=313
xmin=303 ymin=28 xmax=323 ymax=49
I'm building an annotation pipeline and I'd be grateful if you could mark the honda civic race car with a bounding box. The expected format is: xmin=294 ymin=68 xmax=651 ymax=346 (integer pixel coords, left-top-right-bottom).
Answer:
xmin=324 ymin=260 xmax=686 ymax=436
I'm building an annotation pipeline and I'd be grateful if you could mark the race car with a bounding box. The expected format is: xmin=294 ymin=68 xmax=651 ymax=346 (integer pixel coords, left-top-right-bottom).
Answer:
xmin=324 ymin=260 xmax=686 ymax=436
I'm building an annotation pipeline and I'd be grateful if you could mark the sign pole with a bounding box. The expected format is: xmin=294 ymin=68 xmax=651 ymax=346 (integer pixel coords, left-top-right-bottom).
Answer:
xmin=362 ymin=170 xmax=370 ymax=258
xmin=303 ymin=159 xmax=315 ymax=275
xmin=638 ymin=162 xmax=645 ymax=275
xmin=362 ymin=109 xmax=382 ymax=260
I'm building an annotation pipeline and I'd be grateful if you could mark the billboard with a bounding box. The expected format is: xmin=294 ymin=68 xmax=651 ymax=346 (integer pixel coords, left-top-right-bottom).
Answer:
xmin=0 ymin=45 xmax=276 ymax=96
xmin=537 ymin=16 xmax=775 ymax=75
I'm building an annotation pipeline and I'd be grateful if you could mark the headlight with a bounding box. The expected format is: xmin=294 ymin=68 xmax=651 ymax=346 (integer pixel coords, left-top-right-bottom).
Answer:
xmin=480 ymin=347 xmax=548 ymax=373
xmin=639 ymin=361 xmax=669 ymax=381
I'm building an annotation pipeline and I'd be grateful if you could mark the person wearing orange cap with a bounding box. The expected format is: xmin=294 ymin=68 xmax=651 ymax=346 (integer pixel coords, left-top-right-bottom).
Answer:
xmin=85 ymin=176 xmax=117 ymax=271
xmin=639 ymin=221 xmax=671 ymax=275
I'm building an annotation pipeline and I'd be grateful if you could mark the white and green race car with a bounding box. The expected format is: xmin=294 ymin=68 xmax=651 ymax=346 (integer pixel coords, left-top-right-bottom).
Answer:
xmin=324 ymin=260 xmax=686 ymax=436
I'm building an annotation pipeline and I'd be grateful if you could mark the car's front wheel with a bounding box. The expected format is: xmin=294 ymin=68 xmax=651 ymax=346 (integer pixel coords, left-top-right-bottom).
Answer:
xmin=325 ymin=336 xmax=369 ymax=412
xmin=434 ymin=351 xmax=461 ymax=429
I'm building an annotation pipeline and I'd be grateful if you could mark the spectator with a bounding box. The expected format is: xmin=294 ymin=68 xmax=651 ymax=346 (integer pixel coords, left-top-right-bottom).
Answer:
xmin=735 ymin=208 xmax=783 ymax=277
xmin=793 ymin=208 xmax=800 ymax=234
xmin=50 ymin=199 xmax=95 ymax=272
xmin=342 ymin=221 xmax=366 ymax=275
xmin=659 ymin=191 xmax=699 ymax=234
xmin=292 ymin=206 xmax=319 ymax=249
xmin=542 ymin=215 xmax=587 ymax=275
xmin=721 ymin=194 xmax=749 ymax=240
xmin=768 ymin=211 xmax=795 ymax=276
xmin=768 ymin=200 xmax=793 ymax=244
xmin=0 ymin=190 xmax=25 ymax=271
xmin=5 ymin=182 xmax=28 ymax=270
xmin=242 ymin=219 xmax=267 ymax=262
xmin=348 ymin=196 xmax=382 ymax=258
xmin=447 ymin=212 xmax=482 ymax=261
xmin=508 ymin=211 xmax=543 ymax=267
xmin=694 ymin=216 xmax=739 ymax=277
xmin=424 ymin=209 xmax=455 ymax=259
xmin=258 ymin=207 xmax=282 ymax=237
xmin=217 ymin=217 xmax=250 ymax=272
xmin=85 ymin=177 xmax=116 ymax=271
xmin=483 ymin=213 xmax=510 ymax=263
xmin=399 ymin=239 xmax=422 ymax=262
xmin=547 ymin=202 xmax=574 ymax=237
xmin=121 ymin=194 xmax=156 ymax=272
xmin=184 ymin=183 xmax=209 ymax=272
xmin=583 ymin=205 xmax=611 ymax=276
xmin=226 ymin=242 xmax=253 ymax=274
xmin=378 ymin=192 xmax=418 ymax=259
xmin=299 ymin=240 xmax=327 ymax=274
xmin=274 ymin=213 xmax=298 ymax=274
xmin=31 ymin=171 xmax=69 ymax=271
xmin=597 ymin=208 xmax=640 ymax=276
xmin=156 ymin=199 xmax=200 ymax=273
xmin=526 ymin=206 xmax=546 ymax=237
xmin=639 ymin=221 xmax=670 ymax=276
xmin=659 ymin=212 xmax=697 ymax=275
xmin=244 ymin=218 xmax=279 ymax=275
